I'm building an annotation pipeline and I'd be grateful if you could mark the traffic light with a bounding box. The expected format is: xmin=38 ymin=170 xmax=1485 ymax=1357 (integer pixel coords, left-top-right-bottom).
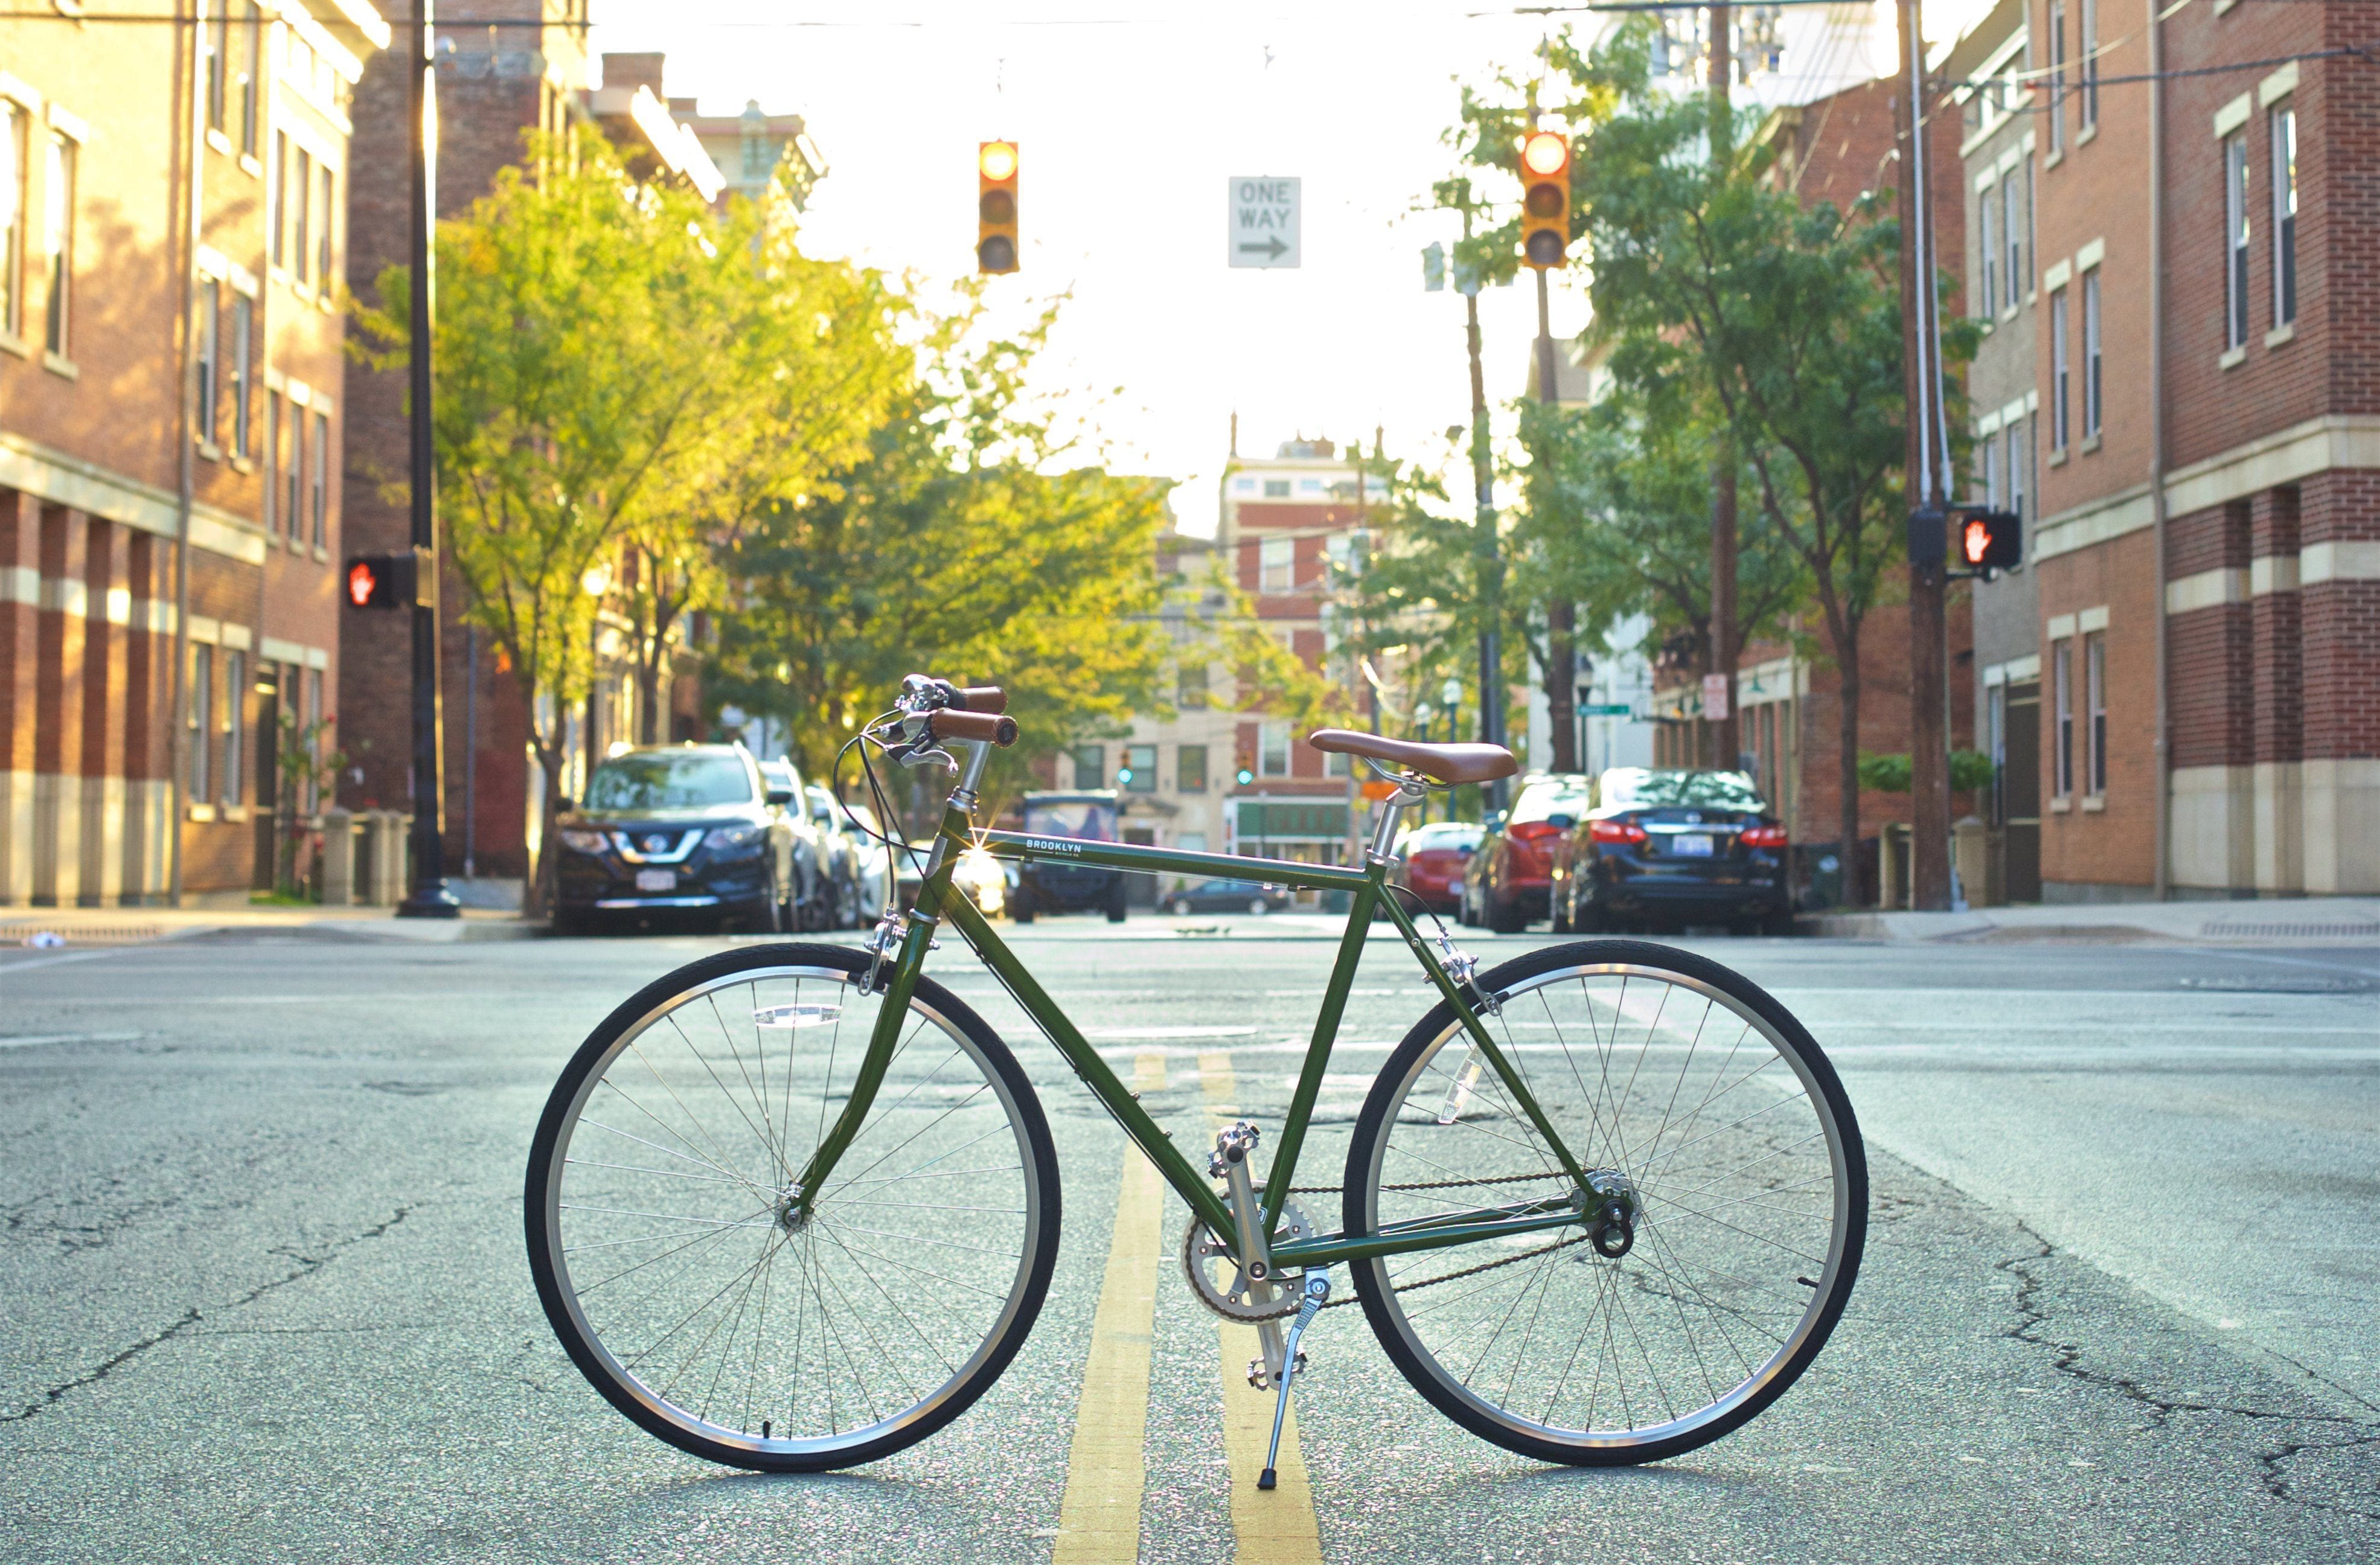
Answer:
xmin=977 ymin=141 xmax=1019 ymax=274
xmin=1518 ymin=130 xmax=1571 ymax=269
xmin=1957 ymin=508 xmax=2023 ymax=577
xmin=344 ymin=552 xmax=417 ymax=610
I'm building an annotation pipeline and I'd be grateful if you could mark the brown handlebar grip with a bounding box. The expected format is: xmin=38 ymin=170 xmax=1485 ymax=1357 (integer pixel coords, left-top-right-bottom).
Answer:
xmin=932 ymin=709 xmax=1018 ymax=747
xmin=952 ymin=686 xmax=1008 ymax=714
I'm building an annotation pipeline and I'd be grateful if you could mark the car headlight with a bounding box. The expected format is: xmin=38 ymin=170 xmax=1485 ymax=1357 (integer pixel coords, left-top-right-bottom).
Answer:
xmin=558 ymin=829 xmax=609 ymax=853
xmin=707 ymin=825 xmax=766 ymax=853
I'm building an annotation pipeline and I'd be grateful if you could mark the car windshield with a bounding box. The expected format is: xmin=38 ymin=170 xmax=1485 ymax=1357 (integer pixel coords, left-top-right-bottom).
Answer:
xmin=1599 ymin=769 xmax=1765 ymax=811
xmin=584 ymin=752 xmax=752 ymax=810
xmin=1508 ymin=779 xmax=1593 ymax=824
xmin=1024 ymin=798 xmax=1118 ymax=842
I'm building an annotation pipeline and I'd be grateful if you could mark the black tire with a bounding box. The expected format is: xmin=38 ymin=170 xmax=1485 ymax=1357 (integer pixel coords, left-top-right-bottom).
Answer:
xmin=1343 ymin=938 xmax=1866 ymax=1467
xmin=1105 ymin=877 xmax=1128 ymax=923
xmin=1549 ymin=883 xmax=1575 ymax=935
xmin=1485 ymin=884 xmax=1528 ymax=935
xmin=1012 ymin=883 xmax=1035 ymax=924
xmin=551 ymin=904 xmax=595 ymax=938
xmin=525 ymin=942 xmax=1063 ymax=1472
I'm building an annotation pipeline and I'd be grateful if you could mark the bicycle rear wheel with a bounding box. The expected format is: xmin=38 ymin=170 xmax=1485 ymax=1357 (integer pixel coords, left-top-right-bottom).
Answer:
xmin=1344 ymin=939 xmax=1864 ymax=1465
xmin=525 ymin=943 xmax=1060 ymax=1471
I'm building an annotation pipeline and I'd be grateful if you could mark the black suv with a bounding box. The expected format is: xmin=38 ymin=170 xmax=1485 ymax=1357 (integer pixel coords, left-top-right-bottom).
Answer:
xmin=1009 ymin=790 xmax=1127 ymax=923
xmin=551 ymin=745 xmax=800 ymax=934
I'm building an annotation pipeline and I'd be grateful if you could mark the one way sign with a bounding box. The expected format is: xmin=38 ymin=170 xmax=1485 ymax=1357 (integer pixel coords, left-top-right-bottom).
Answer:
xmin=1228 ymin=177 xmax=1300 ymax=269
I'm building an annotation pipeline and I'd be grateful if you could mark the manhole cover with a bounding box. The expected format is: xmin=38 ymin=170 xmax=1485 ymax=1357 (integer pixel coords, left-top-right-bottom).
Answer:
xmin=2177 ymin=974 xmax=2371 ymax=994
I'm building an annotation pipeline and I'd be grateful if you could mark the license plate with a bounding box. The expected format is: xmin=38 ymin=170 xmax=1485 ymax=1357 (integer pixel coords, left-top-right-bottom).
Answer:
xmin=635 ymin=869 xmax=678 ymax=892
xmin=1671 ymin=834 xmax=1715 ymax=857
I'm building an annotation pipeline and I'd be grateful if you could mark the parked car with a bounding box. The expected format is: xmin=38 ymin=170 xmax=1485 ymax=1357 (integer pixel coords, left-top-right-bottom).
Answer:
xmin=1462 ymin=772 xmax=1594 ymax=933
xmin=837 ymin=796 xmax=895 ymax=923
xmin=1550 ymin=767 xmax=1791 ymax=936
xmin=804 ymin=783 xmax=868 ymax=929
xmin=551 ymin=744 xmax=799 ymax=935
xmin=1165 ymin=878 xmax=1291 ymax=917
xmin=757 ymin=758 xmax=837 ymax=931
xmin=1010 ymin=790 xmax=1127 ymax=923
xmin=952 ymin=847 xmax=1008 ymax=917
xmin=1393 ymin=822 xmax=1483 ymax=915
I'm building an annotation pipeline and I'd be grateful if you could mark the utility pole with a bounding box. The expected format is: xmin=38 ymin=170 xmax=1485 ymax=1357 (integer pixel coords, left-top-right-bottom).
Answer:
xmin=1707 ymin=1 xmax=1741 ymax=776
xmin=1459 ymin=191 xmax=1508 ymax=812
xmin=398 ymin=1 xmax=459 ymax=918
xmin=1531 ymin=93 xmax=1578 ymax=776
xmin=1897 ymin=0 xmax=1953 ymax=911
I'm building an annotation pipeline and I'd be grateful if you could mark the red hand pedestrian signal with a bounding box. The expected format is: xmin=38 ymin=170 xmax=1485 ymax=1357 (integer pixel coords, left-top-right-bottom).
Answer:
xmin=1956 ymin=510 xmax=2023 ymax=576
xmin=347 ymin=560 xmax=377 ymax=607
xmin=344 ymin=552 xmax=417 ymax=610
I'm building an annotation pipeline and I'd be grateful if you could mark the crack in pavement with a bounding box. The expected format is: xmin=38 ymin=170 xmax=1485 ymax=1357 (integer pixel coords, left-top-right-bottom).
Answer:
xmin=0 ymin=1206 xmax=414 ymax=1424
xmin=1993 ymin=1217 xmax=2380 ymax=1522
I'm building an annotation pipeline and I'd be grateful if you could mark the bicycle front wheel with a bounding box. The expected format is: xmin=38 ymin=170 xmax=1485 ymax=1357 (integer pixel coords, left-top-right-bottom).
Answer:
xmin=525 ymin=943 xmax=1061 ymax=1471
xmin=1344 ymin=939 xmax=1864 ymax=1465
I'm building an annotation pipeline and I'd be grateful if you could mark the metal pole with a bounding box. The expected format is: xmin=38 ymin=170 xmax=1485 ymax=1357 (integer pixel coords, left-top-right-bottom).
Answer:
xmin=2147 ymin=0 xmax=2170 ymax=900
xmin=462 ymin=622 xmax=476 ymax=879
xmin=1899 ymin=0 xmax=1953 ymax=911
xmin=167 ymin=0 xmax=208 ymax=907
xmin=1460 ymin=196 xmax=1506 ymax=811
xmin=398 ymin=1 xmax=458 ymax=917
xmin=1707 ymin=0 xmax=1740 ymax=779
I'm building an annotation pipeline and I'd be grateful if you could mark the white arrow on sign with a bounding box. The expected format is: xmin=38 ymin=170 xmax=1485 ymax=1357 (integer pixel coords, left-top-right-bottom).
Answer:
xmin=1228 ymin=176 xmax=1300 ymax=269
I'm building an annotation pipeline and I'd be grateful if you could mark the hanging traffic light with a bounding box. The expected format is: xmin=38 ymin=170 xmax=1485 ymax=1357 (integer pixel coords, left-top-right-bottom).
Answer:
xmin=344 ymin=552 xmax=417 ymax=610
xmin=1956 ymin=508 xmax=2023 ymax=578
xmin=1518 ymin=130 xmax=1571 ymax=270
xmin=977 ymin=141 xmax=1019 ymax=274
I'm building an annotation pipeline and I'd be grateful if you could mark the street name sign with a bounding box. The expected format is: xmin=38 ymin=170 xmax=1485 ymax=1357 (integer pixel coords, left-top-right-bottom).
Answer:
xmin=1229 ymin=177 xmax=1300 ymax=268
xmin=1582 ymin=703 xmax=1634 ymax=717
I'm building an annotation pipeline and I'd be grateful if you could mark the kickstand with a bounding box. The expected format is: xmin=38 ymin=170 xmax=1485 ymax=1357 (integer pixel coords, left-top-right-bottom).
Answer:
xmin=1258 ymin=1272 xmax=1331 ymax=1490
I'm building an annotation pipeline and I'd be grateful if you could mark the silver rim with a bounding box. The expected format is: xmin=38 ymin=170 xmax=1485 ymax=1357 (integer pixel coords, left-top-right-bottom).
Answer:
xmin=540 ymin=964 xmax=1044 ymax=1457
xmin=1362 ymin=960 xmax=1855 ymax=1451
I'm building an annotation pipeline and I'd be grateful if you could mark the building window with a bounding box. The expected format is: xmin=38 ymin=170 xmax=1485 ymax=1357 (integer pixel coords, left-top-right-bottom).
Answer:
xmin=2047 ymin=2 xmax=2065 ymax=154
xmin=42 ymin=129 xmax=71 ymax=356
xmin=742 ymin=133 xmax=769 ymax=178
xmin=2082 ymin=270 xmax=2102 ymax=438
xmin=1071 ymin=744 xmax=1103 ymax=790
xmin=2053 ymin=639 xmax=2074 ymax=796
xmin=231 ymin=296 xmax=252 ymax=458
xmin=197 ymin=280 xmax=221 ymax=447
xmin=188 ymin=644 xmax=213 ymax=802
xmin=222 ymin=650 xmax=244 ymax=808
xmin=2270 ymin=104 xmax=2297 ymax=328
xmin=2085 ymin=632 xmax=2106 ymax=795
xmin=1258 ymin=722 xmax=1291 ymax=778
xmin=316 ymin=164 xmax=334 ymax=286
xmin=1978 ymin=190 xmax=1997 ymax=318
xmin=2050 ymin=286 xmax=2070 ymax=450
xmin=2223 ymin=132 xmax=2250 ymax=351
xmin=239 ymin=1 xmax=262 ymax=155
xmin=311 ymin=412 xmax=329 ymax=546
xmin=2024 ymin=155 xmax=2036 ymax=292
xmin=2078 ymin=0 xmax=2098 ymax=129
xmin=292 ymin=147 xmax=311 ymax=286
xmin=1979 ymin=432 xmax=2000 ymax=508
xmin=1178 ymin=744 xmax=1208 ymax=793
xmin=207 ymin=5 xmax=228 ymax=132
xmin=284 ymin=400 xmax=304 ymax=537
xmin=1123 ymin=743 xmax=1157 ymax=793
xmin=1262 ymin=479 xmax=1289 ymax=499
xmin=305 ymin=668 xmax=325 ymax=812
xmin=1 ymin=103 xmax=22 ymax=338
xmin=2004 ymin=175 xmax=2023 ymax=304
xmin=270 ymin=132 xmax=286 ymax=267
xmin=1177 ymin=661 xmax=1209 ymax=709
xmin=1259 ymin=536 xmax=1293 ymax=593
xmin=2008 ymin=417 xmax=2027 ymax=522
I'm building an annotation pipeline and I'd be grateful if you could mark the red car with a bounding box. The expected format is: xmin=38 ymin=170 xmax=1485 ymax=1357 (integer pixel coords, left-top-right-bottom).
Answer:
xmin=1462 ymin=772 xmax=1595 ymax=933
xmin=1394 ymin=822 xmax=1483 ymax=914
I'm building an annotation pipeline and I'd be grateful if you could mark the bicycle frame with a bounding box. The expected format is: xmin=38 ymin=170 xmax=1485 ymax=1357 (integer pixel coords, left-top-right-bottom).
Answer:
xmin=789 ymin=746 xmax=1592 ymax=1271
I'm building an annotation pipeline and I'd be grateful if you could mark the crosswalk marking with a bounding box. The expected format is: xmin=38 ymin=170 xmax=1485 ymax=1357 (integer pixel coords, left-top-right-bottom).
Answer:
xmin=1052 ymin=1053 xmax=1168 ymax=1565
xmin=1199 ymin=1051 xmax=1325 ymax=1565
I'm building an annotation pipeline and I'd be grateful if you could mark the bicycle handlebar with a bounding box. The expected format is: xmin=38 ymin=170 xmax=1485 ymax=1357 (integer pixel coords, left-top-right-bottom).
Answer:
xmin=929 ymin=709 xmax=1018 ymax=747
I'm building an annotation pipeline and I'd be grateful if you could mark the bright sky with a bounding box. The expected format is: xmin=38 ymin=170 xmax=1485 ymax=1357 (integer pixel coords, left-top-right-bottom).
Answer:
xmin=584 ymin=1 xmax=1995 ymax=537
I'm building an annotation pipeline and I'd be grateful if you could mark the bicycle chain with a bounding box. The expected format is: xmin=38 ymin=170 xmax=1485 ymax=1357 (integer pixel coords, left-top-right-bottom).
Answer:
xmin=1284 ymin=1172 xmax=1588 ymax=1309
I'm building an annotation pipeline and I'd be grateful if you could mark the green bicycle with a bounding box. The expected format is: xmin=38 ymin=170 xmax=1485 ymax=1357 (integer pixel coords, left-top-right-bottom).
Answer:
xmin=525 ymin=676 xmax=1867 ymax=1477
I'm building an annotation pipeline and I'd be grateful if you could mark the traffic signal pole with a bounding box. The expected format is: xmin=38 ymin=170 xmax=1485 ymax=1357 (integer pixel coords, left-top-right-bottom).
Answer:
xmin=1708 ymin=2 xmax=1740 ymax=776
xmin=1535 ymin=264 xmax=1577 ymax=773
xmin=398 ymin=1 xmax=458 ymax=919
xmin=1897 ymin=0 xmax=1953 ymax=911
xmin=1460 ymin=198 xmax=1508 ymax=811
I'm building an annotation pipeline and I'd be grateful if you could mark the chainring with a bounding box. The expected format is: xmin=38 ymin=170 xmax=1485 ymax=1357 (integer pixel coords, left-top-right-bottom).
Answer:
xmin=1180 ymin=1202 xmax=1314 ymax=1322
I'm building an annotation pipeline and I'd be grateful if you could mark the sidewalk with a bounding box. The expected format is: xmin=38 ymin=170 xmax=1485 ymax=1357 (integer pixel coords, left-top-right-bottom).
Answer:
xmin=1804 ymin=896 xmax=2380 ymax=946
xmin=0 ymin=900 xmax=542 ymax=947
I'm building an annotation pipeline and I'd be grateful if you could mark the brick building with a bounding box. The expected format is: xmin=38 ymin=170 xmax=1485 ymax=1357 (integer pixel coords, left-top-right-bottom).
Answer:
xmin=3 ymin=0 xmax=383 ymax=906
xmin=2029 ymin=0 xmax=2379 ymax=897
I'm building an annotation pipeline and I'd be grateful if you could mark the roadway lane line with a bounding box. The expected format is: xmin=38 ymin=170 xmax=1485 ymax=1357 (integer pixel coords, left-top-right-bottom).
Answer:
xmin=1198 ymin=1051 xmax=1325 ymax=1565
xmin=1051 ymin=1052 xmax=1168 ymax=1565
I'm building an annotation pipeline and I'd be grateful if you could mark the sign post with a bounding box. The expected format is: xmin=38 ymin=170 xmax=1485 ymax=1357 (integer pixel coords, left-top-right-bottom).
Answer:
xmin=1227 ymin=177 xmax=1301 ymax=268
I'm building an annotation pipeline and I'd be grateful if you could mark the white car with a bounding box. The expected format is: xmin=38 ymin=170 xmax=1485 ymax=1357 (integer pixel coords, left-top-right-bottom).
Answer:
xmin=839 ymin=798 xmax=894 ymax=922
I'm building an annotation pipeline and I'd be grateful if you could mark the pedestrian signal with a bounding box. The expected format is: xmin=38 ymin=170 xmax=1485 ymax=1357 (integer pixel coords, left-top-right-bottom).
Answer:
xmin=1957 ymin=509 xmax=2023 ymax=577
xmin=978 ymin=141 xmax=1019 ymax=274
xmin=1518 ymin=130 xmax=1571 ymax=270
xmin=344 ymin=552 xmax=417 ymax=610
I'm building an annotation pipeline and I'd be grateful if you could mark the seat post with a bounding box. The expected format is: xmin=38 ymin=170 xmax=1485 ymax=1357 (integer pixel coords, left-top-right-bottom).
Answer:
xmin=1367 ymin=779 xmax=1430 ymax=862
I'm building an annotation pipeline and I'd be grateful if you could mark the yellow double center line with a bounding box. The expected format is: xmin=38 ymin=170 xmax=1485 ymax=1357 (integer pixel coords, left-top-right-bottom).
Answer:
xmin=1049 ymin=1049 xmax=1324 ymax=1564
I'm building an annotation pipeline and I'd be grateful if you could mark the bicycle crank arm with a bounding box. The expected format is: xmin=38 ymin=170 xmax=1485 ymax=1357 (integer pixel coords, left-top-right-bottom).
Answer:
xmin=1259 ymin=1271 xmax=1331 ymax=1490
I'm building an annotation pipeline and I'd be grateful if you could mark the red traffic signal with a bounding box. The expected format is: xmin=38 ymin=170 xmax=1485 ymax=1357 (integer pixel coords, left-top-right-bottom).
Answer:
xmin=1518 ymin=130 xmax=1571 ymax=270
xmin=1957 ymin=510 xmax=2023 ymax=575
xmin=344 ymin=552 xmax=418 ymax=610
xmin=978 ymin=141 xmax=1019 ymax=274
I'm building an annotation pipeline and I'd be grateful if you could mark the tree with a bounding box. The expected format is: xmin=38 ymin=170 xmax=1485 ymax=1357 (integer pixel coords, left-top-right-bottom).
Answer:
xmin=356 ymin=129 xmax=901 ymax=912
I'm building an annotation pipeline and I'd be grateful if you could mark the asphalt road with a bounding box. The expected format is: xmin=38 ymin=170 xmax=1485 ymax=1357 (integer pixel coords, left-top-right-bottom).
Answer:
xmin=2 ymin=916 xmax=2375 ymax=1563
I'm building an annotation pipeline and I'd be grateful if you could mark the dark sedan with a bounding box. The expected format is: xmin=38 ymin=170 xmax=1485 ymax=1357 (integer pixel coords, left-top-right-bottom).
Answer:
xmin=1550 ymin=767 xmax=1792 ymax=936
xmin=1394 ymin=822 xmax=1482 ymax=914
xmin=1164 ymin=878 xmax=1291 ymax=917
xmin=551 ymin=745 xmax=798 ymax=935
xmin=1462 ymin=772 xmax=1593 ymax=933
